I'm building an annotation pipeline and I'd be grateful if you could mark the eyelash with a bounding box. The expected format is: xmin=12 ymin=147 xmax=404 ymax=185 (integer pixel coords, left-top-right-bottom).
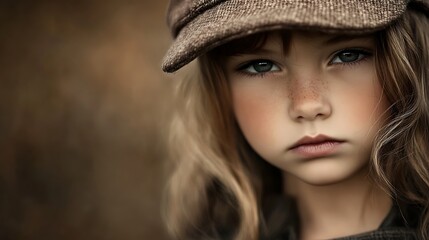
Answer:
xmin=329 ymin=48 xmax=373 ymax=67
xmin=237 ymin=59 xmax=280 ymax=77
xmin=236 ymin=48 xmax=373 ymax=77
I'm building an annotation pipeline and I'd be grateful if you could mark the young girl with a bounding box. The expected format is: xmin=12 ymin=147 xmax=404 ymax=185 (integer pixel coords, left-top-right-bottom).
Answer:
xmin=162 ymin=0 xmax=429 ymax=239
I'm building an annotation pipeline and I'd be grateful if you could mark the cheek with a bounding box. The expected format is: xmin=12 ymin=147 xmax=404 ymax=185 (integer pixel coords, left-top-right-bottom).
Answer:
xmin=334 ymin=75 xmax=389 ymax=135
xmin=231 ymin=82 xmax=287 ymax=153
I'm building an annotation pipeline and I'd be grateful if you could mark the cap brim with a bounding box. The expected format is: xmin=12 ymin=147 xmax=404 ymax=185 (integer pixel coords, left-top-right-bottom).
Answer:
xmin=162 ymin=0 xmax=408 ymax=73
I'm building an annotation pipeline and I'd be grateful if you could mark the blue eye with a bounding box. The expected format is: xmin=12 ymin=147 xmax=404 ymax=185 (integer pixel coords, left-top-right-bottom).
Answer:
xmin=330 ymin=49 xmax=371 ymax=64
xmin=240 ymin=60 xmax=280 ymax=74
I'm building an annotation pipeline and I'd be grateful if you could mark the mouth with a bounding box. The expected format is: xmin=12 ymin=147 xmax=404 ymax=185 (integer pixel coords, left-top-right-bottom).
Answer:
xmin=289 ymin=134 xmax=345 ymax=158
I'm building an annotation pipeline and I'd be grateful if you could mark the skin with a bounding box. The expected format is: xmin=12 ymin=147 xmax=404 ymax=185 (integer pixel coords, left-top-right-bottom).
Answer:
xmin=225 ymin=31 xmax=392 ymax=239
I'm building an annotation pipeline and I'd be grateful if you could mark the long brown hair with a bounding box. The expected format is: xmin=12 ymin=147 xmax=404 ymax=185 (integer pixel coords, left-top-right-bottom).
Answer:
xmin=165 ymin=7 xmax=429 ymax=240
xmin=373 ymin=7 xmax=429 ymax=240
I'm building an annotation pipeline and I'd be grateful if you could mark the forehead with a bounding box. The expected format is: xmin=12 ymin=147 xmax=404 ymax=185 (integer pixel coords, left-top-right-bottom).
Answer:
xmin=214 ymin=30 xmax=375 ymax=56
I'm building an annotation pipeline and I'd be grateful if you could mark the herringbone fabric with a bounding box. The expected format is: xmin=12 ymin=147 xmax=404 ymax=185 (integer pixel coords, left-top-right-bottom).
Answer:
xmin=162 ymin=0 xmax=429 ymax=73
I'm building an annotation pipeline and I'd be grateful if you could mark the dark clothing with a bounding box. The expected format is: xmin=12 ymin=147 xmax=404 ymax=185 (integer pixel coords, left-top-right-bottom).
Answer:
xmin=261 ymin=197 xmax=421 ymax=240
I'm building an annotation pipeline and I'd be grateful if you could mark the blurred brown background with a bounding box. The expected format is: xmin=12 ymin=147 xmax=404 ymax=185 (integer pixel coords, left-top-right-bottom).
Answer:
xmin=0 ymin=1 xmax=172 ymax=239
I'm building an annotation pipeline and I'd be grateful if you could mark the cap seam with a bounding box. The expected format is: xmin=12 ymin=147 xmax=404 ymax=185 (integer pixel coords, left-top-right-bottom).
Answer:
xmin=173 ymin=0 xmax=226 ymax=37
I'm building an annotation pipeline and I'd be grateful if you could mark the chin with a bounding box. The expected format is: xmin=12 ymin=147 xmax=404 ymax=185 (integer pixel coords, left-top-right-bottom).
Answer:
xmin=299 ymin=173 xmax=353 ymax=186
xmin=288 ymin=159 xmax=369 ymax=186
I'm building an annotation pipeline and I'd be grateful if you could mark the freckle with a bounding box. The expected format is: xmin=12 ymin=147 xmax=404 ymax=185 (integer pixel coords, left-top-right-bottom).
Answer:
xmin=304 ymin=80 xmax=317 ymax=100
xmin=287 ymin=85 xmax=294 ymax=99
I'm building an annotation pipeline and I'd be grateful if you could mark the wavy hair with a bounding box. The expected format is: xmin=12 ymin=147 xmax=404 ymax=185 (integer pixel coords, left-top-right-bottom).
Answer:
xmin=164 ymin=7 xmax=429 ymax=240
xmin=372 ymin=7 xmax=429 ymax=240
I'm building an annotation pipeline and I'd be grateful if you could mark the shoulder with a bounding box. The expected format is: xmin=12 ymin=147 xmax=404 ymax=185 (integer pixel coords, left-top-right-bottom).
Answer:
xmin=262 ymin=200 xmax=422 ymax=240
xmin=333 ymin=228 xmax=417 ymax=240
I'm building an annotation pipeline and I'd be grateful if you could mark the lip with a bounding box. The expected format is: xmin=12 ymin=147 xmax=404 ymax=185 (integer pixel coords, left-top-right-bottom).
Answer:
xmin=289 ymin=134 xmax=345 ymax=158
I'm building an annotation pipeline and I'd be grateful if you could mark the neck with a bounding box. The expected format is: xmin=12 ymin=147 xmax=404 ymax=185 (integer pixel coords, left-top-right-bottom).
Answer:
xmin=284 ymin=167 xmax=392 ymax=240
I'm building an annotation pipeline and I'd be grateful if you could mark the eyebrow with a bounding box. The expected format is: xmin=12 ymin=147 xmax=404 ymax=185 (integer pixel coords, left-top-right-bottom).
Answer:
xmin=230 ymin=38 xmax=287 ymax=56
xmin=323 ymin=34 xmax=373 ymax=45
xmin=228 ymin=47 xmax=279 ymax=57
xmin=241 ymin=48 xmax=278 ymax=55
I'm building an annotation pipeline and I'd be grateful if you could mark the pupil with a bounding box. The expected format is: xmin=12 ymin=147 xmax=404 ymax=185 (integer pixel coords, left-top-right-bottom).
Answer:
xmin=254 ymin=61 xmax=272 ymax=72
xmin=339 ymin=52 xmax=359 ymax=62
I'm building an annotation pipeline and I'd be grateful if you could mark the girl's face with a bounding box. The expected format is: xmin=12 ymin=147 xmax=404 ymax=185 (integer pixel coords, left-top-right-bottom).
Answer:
xmin=226 ymin=31 xmax=390 ymax=185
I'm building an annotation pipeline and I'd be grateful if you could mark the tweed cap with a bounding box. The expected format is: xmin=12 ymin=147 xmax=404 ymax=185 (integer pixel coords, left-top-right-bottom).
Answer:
xmin=162 ymin=0 xmax=429 ymax=73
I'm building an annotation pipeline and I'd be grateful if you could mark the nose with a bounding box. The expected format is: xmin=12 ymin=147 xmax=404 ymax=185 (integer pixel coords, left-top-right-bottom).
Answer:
xmin=288 ymin=77 xmax=332 ymax=122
